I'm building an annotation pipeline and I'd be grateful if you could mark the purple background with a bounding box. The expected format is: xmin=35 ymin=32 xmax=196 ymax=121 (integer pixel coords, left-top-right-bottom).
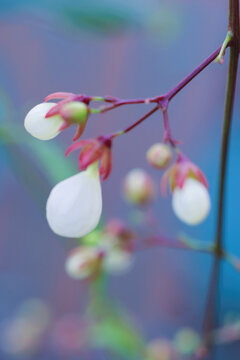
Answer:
xmin=0 ymin=0 xmax=239 ymax=358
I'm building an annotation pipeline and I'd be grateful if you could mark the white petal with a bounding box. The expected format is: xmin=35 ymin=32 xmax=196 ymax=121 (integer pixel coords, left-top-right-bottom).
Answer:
xmin=46 ymin=163 xmax=102 ymax=237
xmin=172 ymin=178 xmax=210 ymax=225
xmin=24 ymin=102 xmax=64 ymax=140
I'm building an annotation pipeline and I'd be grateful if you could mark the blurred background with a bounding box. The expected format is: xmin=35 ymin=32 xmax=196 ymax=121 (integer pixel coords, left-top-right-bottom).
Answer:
xmin=0 ymin=0 xmax=240 ymax=359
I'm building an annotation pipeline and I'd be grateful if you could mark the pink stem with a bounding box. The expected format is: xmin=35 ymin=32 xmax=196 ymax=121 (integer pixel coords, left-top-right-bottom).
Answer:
xmin=110 ymin=105 xmax=160 ymax=139
xmin=101 ymin=45 xmax=222 ymax=115
xmin=164 ymin=46 xmax=222 ymax=101
xmin=101 ymin=98 xmax=147 ymax=113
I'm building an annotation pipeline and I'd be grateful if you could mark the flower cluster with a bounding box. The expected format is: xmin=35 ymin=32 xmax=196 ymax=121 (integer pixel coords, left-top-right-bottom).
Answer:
xmin=145 ymin=142 xmax=211 ymax=225
xmin=24 ymin=90 xmax=211 ymax=247
xmin=25 ymin=93 xmax=112 ymax=239
xmin=65 ymin=219 xmax=135 ymax=279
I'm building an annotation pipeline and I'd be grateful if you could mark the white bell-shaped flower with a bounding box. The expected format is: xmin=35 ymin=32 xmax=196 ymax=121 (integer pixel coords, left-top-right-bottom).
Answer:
xmin=172 ymin=178 xmax=210 ymax=225
xmin=24 ymin=102 xmax=64 ymax=140
xmin=46 ymin=163 xmax=102 ymax=237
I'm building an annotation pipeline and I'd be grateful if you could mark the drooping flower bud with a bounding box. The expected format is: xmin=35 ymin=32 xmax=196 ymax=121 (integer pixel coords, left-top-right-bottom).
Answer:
xmin=65 ymin=246 xmax=103 ymax=279
xmin=146 ymin=143 xmax=172 ymax=169
xmin=160 ymin=153 xmax=210 ymax=225
xmin=24 ymin=102 xmax=64 ymax=140
xmin=46 ymin=162 xmax=102 ymax=238
xmin=172 ymin=178 xmax=210 ymax=225
xmin=161 ymin=153 xmax=208 ymax=195
xmin=124 ymin=168 xmax=156 ymax=205
xmin=65 ymin=136 xmax=112 ymax=181
xmin=44 ymin=92 xmax=90 ymax=141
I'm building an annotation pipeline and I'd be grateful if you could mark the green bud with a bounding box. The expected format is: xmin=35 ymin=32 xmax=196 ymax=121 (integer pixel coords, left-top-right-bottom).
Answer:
xmin=61 ymin=101 xmax=88 ymax=124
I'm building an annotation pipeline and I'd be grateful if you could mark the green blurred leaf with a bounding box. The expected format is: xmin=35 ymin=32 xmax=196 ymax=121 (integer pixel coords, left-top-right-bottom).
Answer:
xmin=0 ymin=123 xmax=76 ymax=204
xmin=91 ymin=315 xmax=145 ymax=359
xmin=88 ymin=275 xmax=145 ymax=359
xmin=58 ymin=4 xmax=140 ymax=33
xmin=29 ymin=140 xmax=75 ymax=185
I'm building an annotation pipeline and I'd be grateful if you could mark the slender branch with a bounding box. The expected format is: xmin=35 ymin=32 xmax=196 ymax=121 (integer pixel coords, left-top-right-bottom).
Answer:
xmin=202 ymin=258 xmax=221 ymax=345
xmin=110 ymin=105 xmax=160 ymax=139
xmin=215 ymin=0 xmax=239 ymax=255
xmin=201 ymin=1 xmax=239 ymax=358
xmin=101 ymin=98 xmax=146 ymax=113
xmin=162 ymin=109 xmax=179 ymax=148
xmin=99 ymin=45 xmax=222 ymax=115
xmin=164 ymin=46 xmax=222 ymax=101
xmin=138 ymin=234 xmax=213 ymax=254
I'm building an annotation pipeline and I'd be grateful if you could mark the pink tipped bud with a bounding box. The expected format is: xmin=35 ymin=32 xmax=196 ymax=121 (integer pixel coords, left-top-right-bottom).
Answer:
xmin=147 ymin=143 xmax=172 ymax=169
xmin=60 ymin=101 xmax=88 ymax=125
xmin=65 ymin=246 xmax=103 ymax=279
xmin=123 ymin=168 xmax=156 ymax=205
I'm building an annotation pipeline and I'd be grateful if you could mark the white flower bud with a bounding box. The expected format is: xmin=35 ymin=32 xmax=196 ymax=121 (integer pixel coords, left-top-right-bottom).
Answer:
xmin=146 ymin=143 xmax=172 ymax=169
xmin=124 ymin=168 xmax=155 ymax=205
xmin=65 ymin=247 xmax=101 ymax=279
xmin=24 ymin=102 xmax=64 ymax=140
xmin=46 ymin=163 xmax=102 ymax=238
xmin=172 ymin=178 xmax=210 ymax=225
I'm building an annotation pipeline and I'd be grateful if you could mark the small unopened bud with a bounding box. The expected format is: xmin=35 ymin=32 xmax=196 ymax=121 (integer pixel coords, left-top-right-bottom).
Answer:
xmin=147 ymin=143 xmax=172 ymax=169
xmin=172 ymin=178 xmax=210 ymax=225
xmin=123 ymin=168 xmax=155 ymax=205
xmin=65 ymin=247 xmax=102 ymax=279
xmin=61 ymin=101 xmax=88 ymax=124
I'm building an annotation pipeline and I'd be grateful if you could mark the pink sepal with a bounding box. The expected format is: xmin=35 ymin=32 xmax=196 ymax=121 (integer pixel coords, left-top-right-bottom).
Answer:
xmin=58 ymin=121 xmax=70 ymax=132
xmin=73 ymin=123 xmax=87 ymax=141
xmin=65 ymin=137 xmax=113 ymax=180
xmin=65 ymin=139 xmax=97 ymax=157
xmin=160 ymin=153 xmax=209 ymax=195
xmin=44 ymin=92 xmax=75 ymax=102
xmin=99 ymin=148 xmax=112 ymax=181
